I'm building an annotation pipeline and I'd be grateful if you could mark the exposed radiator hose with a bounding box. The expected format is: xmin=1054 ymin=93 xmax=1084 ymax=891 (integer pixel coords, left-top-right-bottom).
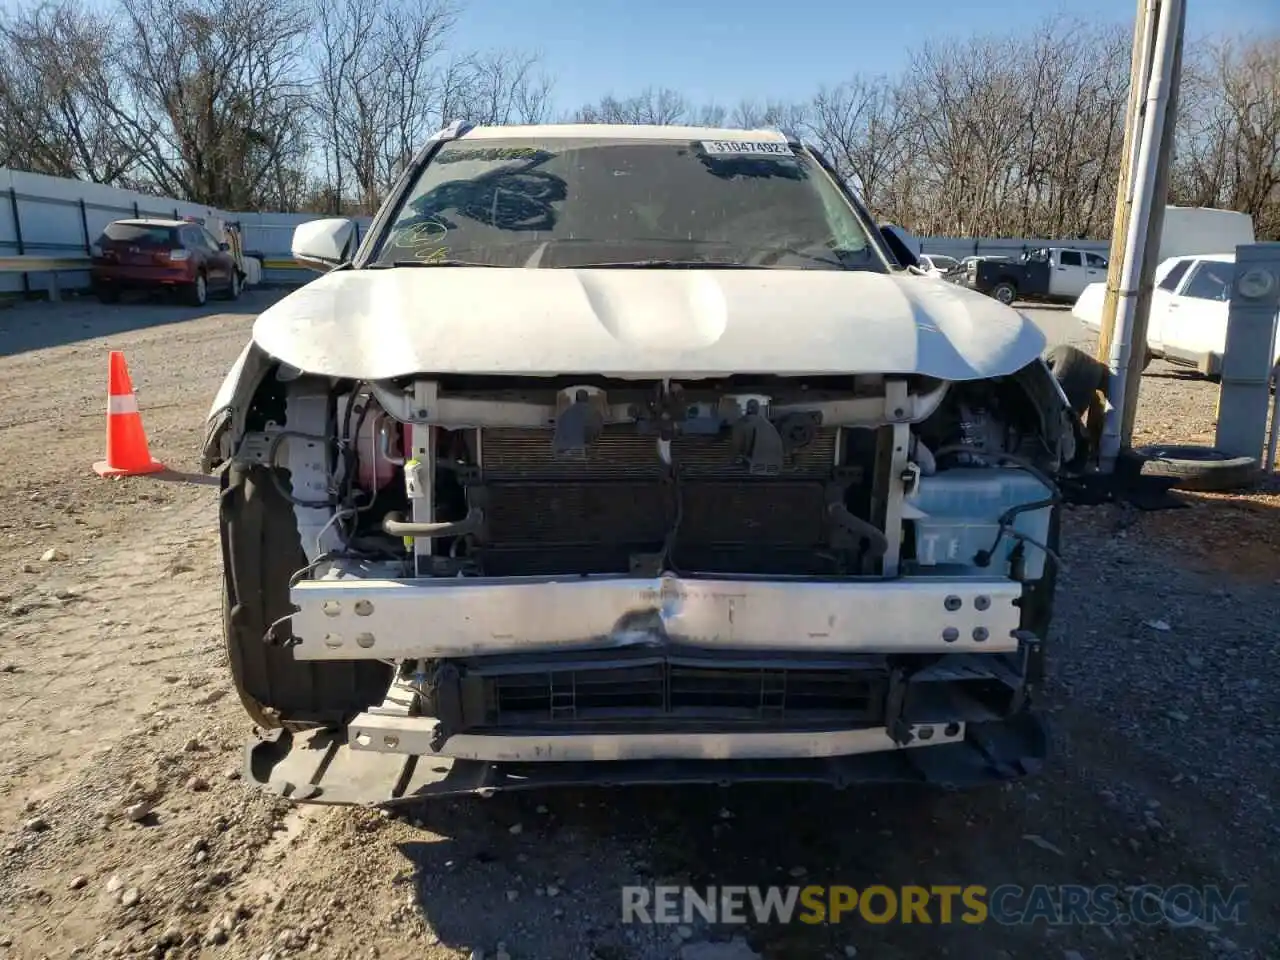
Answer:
xmin=381 ymin=508 xmax=484 ymax=539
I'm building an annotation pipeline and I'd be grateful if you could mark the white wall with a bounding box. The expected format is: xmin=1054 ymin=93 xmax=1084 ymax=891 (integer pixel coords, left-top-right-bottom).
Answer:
xmin=231 ymin=211 xmax=374 ymax=268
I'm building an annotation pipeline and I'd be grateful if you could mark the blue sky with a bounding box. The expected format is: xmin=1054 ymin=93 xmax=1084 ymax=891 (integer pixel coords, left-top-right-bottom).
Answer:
xmin=449 ymin=0 xmax=1280 ymax=112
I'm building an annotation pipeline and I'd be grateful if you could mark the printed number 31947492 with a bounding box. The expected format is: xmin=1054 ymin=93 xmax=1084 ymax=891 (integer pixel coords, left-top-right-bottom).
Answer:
xmin=700 ymin=140 xmax=792 ymax=156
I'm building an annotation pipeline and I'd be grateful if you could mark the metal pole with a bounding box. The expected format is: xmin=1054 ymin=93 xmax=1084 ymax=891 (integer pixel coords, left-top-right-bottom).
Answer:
xmin=1118 ymin=1 xmax=1185 ymax=446
xmin=1091 ymin=0 xmax=1158 ymax=452
xmin=79 ymin=199 xmax=91 ymax=252
xmin=1265 ymin=363 xmax=1280 ymax=472
xmin=1100 ymin=0 xmax=1185 ymax=467
xmin=8 ymin=187 xmax=30 ymax=297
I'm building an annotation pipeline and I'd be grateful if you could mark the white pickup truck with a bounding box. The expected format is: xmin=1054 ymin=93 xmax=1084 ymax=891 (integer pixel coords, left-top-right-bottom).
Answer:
xmin=962 ymin=247 xmax=1109 ymax=305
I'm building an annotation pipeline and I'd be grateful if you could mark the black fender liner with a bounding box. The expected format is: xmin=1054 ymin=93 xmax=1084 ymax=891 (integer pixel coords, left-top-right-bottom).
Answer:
xmin=220 ymin=462 xmax=392 ymax=730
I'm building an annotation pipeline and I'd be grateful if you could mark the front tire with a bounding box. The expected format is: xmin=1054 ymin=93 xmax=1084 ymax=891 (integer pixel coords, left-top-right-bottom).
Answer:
xmin=221 ymin=270 xmax=242 ymax=301
xmin=186 ymin=273 xmax=208 ymax=307
xmin=1044 ymin=344 xmax=1109 ymax=418
xmin=220 ymin=463 xmax=392 ymax=730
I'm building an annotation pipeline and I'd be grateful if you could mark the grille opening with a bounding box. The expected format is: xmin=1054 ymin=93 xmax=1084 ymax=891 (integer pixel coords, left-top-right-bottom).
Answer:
xmin=477 ymin=661 xmax=888 ymax=729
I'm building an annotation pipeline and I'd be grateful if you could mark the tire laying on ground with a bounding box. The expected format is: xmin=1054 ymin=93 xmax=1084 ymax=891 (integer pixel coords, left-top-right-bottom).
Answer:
xmin=220 ymin=462 xmax=392 ymax=730
xmin=1044 ymin=344 xmax=1110 ymax=418
xmin=1129 ymin=444 xmax=1261 ymax=493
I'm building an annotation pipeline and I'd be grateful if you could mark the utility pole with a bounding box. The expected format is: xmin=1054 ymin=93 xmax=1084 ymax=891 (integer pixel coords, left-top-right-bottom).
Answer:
xmin=1096 ymin=0 xmax=1186 ymax=468
xmin=1090 ymin=0 xmax=1157 ymax=456
xmin=1118 ymin=2 xmax=1185 ymax=445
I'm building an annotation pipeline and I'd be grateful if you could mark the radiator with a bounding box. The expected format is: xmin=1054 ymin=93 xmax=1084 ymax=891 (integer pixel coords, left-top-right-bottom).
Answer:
xmin=473 ymin=426 xmax=841 ymax=576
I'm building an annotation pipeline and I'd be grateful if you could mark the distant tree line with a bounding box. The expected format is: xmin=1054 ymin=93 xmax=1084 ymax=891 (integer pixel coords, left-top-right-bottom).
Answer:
xmin=1 ymin=0 xmax=1277 ymax=240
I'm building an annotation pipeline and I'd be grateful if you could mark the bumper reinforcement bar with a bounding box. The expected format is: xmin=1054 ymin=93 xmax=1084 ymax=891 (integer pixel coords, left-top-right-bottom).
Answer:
xmin=290 ymin=575 xmax=1023 ymax=660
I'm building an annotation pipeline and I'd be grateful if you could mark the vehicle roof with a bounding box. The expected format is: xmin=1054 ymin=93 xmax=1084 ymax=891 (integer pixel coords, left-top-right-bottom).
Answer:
xmin=1167 ymin=252 xmax=1236 ymax=264
xmin=108 ymin=218 xmax=187 ymax=228
xmin=459 ymin=123 xmax=793 ymax=143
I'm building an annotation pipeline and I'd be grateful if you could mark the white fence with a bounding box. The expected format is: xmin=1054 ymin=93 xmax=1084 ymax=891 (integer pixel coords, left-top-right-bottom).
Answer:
xmin=0 ymin=165 xmax=1108 ymax=296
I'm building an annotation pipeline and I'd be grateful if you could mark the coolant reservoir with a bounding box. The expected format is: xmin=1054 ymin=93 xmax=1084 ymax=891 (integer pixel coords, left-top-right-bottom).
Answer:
xmin=907 ymin=468 xmax=1054 ymax=579
xmin=355 ymin=411 xmax=404 ymax=490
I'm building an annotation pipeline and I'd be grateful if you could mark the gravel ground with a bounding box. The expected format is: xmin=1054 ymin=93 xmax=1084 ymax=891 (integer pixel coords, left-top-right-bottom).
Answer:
xmin=0 ymin=293 xmax=1276 ymax=960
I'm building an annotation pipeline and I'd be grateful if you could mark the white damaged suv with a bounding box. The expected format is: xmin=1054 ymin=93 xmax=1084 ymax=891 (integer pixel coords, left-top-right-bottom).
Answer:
xmin=203 ymin=122 xmax=1079 ymax=805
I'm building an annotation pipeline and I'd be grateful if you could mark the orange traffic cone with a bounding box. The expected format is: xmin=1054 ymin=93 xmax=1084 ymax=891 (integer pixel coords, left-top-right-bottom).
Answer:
xmin=93 ymin=351 xmax=166 ymax=478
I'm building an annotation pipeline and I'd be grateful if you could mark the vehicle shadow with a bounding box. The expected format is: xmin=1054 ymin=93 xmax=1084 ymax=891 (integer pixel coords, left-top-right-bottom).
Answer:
xmin=151 ymin=468 xmax=219 ymax=487
xmin=1017 ymin=302 xmax=1073 ymax=312
xmin=1143 ymin=368 xmax=1208 ymax=382
xmin=0 ymin=288 xmax=289 ymax=358
xmin=389 ymin=771 xmax=1145 ymax=960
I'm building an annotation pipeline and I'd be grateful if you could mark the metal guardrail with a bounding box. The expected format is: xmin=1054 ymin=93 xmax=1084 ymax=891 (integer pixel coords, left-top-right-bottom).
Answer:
xmin=0 ymin=250 xmax=312 ymax=303
xmin=0 ymin=254 xmax=308 ymax=272
xmin=0 ymin=253 xmax=92 ymax=300
xmin=0 ymin=254 xmax=91 ymax=272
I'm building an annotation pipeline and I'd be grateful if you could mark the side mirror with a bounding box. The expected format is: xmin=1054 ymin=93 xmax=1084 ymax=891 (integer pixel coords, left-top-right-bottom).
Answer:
xmin=878 ymin=224 xmax=920 ymax=268
xmin=292 ymin=218 xmax=356 ymax=272
xmin=217 ymin=241 xmax=230 ymax=252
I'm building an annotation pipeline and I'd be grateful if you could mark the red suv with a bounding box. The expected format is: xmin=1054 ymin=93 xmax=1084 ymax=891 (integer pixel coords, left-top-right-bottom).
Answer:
xmin=90 ymin=219 xmax=242 ymax=306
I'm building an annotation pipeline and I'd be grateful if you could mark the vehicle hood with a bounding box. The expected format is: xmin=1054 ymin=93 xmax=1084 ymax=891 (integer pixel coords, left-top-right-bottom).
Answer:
xmin=251 ymin=266 xmax=1047 ymax=381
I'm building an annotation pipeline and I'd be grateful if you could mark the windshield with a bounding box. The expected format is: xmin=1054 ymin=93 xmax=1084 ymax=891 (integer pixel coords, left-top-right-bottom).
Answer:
xmin=371 ymin=136 xmax=886 ymax=272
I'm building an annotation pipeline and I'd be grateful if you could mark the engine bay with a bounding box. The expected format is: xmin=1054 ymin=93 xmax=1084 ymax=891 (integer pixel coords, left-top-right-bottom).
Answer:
xmin=236 ymin=367 xmax=1069 ymax=588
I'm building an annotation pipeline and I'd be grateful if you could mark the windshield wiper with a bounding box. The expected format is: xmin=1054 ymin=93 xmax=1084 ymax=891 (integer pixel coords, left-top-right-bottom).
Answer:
xmin=574 ymin=259 xmax=761 ymax=269
xmin=368 ymin=259 xmax=501 ymax=268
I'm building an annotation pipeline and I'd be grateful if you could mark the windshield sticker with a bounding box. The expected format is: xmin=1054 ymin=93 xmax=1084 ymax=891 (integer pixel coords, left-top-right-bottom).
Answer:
xmin=700 ymin=140 xmax=793 ymax=157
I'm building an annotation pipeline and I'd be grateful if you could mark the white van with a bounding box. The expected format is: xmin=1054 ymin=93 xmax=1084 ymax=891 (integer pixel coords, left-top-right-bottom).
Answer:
xmin=1158 ymin=207 xmax=1255 ymax=262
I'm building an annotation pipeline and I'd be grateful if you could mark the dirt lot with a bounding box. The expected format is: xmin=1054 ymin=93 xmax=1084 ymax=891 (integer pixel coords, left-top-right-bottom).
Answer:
xmin=0 ymin=293 xmax=1276 ymax=960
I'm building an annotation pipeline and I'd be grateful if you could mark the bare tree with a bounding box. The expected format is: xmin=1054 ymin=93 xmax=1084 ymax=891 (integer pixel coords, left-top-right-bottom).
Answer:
xmin=573 ymin=87 xmax=690 ymax=124
xmin=455 ymin=50 xmax=555 ymax=125
xmin=1173 ymin=36 xmax=1280 ymax=238
xmin=570 ymin=91 xmax=807 ymax=135
xmin=110 ymin=0 xmax=313 ymax=209
xmin=828 ymin=17 xmax=1136 ymax=238
xmin=312 ymin=0 xmax=453 ymax=212
xmin=731 ymin=99 xmax=807 ymax=135
xmin=805 ymin=77 xmax=906 ymax=212
xmin=0 ymin=1 xmax=140 ymax=182
xmin=311 ymin=0 xmax=552 ymax=212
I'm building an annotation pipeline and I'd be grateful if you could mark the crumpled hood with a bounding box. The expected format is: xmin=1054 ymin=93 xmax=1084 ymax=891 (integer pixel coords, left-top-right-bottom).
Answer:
xmin=251 ymin=267 xmax=1046 ymax=381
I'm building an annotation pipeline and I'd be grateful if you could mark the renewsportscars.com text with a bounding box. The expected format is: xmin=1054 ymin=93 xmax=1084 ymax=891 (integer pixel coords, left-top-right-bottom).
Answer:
xmin=621 ymin=884 xmax=1249 ymax=927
